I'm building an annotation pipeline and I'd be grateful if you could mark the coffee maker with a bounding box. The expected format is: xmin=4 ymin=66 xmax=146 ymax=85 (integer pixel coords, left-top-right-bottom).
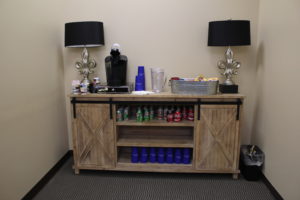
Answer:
xmin=105 ymin=43 xmax=127 ymax=86
xmin=99 ymin=44 xmax=132 ymax=93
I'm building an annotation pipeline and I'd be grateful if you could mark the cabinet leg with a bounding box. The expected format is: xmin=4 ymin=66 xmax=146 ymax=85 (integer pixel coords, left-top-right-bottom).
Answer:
xmin=232 ymin=173 xmax=239 ymax=179
xmin=74 ymin=168 xmax=80 ymax=175
xmin=72 ymin=164 xmax=80 ymax=174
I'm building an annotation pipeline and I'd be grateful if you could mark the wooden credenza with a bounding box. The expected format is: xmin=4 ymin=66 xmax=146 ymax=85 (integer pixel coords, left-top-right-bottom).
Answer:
xmin=69 ymin=93 xmax=244 ymax=179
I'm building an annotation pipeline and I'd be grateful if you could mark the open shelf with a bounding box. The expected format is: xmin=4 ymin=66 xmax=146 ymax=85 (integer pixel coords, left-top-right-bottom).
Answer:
xmin=116 ymin=126 xmax=194 ymax=148
xmin=116 ymin=148 xmax=193 ymax=172
xmin=117 ymin=135 xmax=193 ymax=148
xmin=116 ymin=120 xmax=194 ymax=127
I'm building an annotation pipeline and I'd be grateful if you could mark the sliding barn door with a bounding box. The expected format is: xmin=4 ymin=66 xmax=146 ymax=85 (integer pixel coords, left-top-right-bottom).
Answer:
xmin=195 ymin=105 xmax=240 ymax=171
xmin=72 ymin=104 xmax=115 ymax=170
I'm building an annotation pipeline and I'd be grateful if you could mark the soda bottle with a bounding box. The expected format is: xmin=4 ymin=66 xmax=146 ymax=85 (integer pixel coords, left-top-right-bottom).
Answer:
xmin=167 ymin=110 xmax=174 ymax=122
xmin=136 ymin=107 xmax=143 ymax=122
xmin=149 ymin=106 xmax=154 ymax=120
xmin=116 ymin=107 xmax=123 ymax=121
xmin=144 ymin=107 xmax=149 ymax=121
xmin=157 ymin=106 xmax=163 ymax=120
xmin=174 ymin=107 xmax=182 ymax=122
xmin=163 ymin=106 xmax=168 ymax=120
xmin=124 ymin=106 xmax=129 ymax=121
xmin=187 ymin=106 xmax=194 ymax=121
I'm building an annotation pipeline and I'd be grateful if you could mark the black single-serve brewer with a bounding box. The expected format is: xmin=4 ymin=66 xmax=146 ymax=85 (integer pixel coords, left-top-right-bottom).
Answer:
xmin=105 ymin=43 xmax=127 ymax=86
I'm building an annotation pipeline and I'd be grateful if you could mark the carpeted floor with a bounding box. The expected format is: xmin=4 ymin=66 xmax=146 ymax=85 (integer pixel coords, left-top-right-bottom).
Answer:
xmin=33 ymin=158 xmax=276 ymax=200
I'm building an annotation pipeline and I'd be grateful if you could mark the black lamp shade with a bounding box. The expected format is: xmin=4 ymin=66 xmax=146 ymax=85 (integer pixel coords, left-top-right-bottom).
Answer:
xmin=65 ymin=21 xmax=104 ymax=47
xmin=208 ymin=20 xmax=250 ymax=46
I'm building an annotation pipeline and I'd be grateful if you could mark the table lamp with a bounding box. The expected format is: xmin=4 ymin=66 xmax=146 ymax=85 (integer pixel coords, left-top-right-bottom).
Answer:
xmin=65 ymin=21 xmax=104 ymax=85
xmin=208 ymin=20 xmax=250 ymax=93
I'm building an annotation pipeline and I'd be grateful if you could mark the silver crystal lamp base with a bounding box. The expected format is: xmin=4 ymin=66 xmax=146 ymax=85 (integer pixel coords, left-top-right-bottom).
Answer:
xmin=75 ymin=47 xmax=96 ymax=85
xmin=217 ymin=47 xmax=241 ymax=85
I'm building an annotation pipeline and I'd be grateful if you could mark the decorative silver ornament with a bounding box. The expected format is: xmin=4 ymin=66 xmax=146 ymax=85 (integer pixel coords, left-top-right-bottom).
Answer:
xmin=75 ymin=47 xmax=96 ymax=84
xmin=217 ymin=47 xmax=241 ymax=85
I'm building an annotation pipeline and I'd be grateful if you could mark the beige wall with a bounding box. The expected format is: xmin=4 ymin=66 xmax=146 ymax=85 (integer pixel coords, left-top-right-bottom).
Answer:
xmin=7 ymin=0 xmax=300 ymax=199
xmin=63 ymin=0 xmax=260 ymax=147
xmin=253 ymin=0 xmax=300 ymax=199
xmin=0 ymin=1 xmax=69 ymax=199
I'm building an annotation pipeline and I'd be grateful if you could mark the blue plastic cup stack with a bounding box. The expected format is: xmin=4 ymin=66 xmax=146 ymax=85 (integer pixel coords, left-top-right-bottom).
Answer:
xmin=157 ymin=147 xmax=165 ymax=163
xmin=183 ymin=148 xmax=191 ymax=164
xmin=174 ymin=148 xmax=182 ymax=164
xmin=131 ymin=147 xmax=191 ymax=164
xmin=140 ymin=147 xmax=148 ymax=163
xmin=135 ymin=66 xmax=145 ymax=91
xmin=131 ymin=147 xmax=139 ymax=163
xmin=149 ymin=147 xmax=157 ymax=163
xmin=166 ymin=148 xmax=174 ymax=163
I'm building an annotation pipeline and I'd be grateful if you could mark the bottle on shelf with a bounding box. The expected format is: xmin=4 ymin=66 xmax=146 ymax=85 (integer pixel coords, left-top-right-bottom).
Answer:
xmin=167 ymin=110 xmax=174 ymax=122
xmin=157 ymin=106 xmax=163 ymax=120
xmin=163 ymin=106 xmax=168 ymax=120
xmin=124 ymin=106 xmax=129 ymax=121
xmin=187 ymin=106 xmax=194 ymax=121
xmin=149 ymin=106 xmax=154 ymax=120
xmin=131 ymin=147 xmax=139 ymax=163
xmin=136 ymin=107 xmax=143 ymax=122
xmin=144 ymin=106 xmax=150 ymax=121
xmin=174 ymin=107 xmax=182 ymax=122
xmin=117 ymin=107 xmax=124 ymax=122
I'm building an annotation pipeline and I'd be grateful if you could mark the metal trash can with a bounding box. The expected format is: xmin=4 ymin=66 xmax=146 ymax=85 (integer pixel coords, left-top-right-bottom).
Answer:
xmin=240 ymin=145 xmax=264 ymax=181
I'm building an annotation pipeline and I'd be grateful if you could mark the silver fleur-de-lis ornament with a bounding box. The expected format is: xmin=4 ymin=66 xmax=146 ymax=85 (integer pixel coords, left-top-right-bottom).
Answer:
xmin=75 ymin=47 xmax=96 ymax=85
xmin=217 ymin=47 xmax=241 ymax=85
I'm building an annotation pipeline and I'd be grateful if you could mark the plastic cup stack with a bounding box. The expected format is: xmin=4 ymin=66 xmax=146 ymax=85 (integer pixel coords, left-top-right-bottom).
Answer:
xmin=135 ymin=66 xmax=145 ymax=91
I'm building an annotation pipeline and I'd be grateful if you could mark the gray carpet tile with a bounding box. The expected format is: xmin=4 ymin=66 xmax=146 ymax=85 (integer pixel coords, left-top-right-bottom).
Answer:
xmin=33 ymin=158 xmax=275 ymax=200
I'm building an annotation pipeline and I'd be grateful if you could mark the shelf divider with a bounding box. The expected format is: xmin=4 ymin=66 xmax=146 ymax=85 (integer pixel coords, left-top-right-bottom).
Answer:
xmin=116 ymin=119 xmax=194 ymax=127
xmin=117 ymin=136 xmax=194 ymax=148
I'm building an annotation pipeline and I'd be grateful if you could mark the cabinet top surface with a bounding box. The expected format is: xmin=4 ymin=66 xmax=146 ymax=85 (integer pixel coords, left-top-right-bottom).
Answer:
xmin=69 ymin=92 xmax=244 ymax=99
